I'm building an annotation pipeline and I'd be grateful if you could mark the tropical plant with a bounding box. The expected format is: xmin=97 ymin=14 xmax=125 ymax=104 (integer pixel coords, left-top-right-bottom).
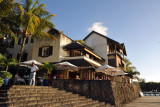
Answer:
xmin=122 ymin=58 xmax=140 ymax=80
xmin=0 ymin=71 xmax=12 ymax=79
xmin=0 ymin=53 xmax=17 ymax=72
xmin=0 ymin=78 xmax=4 ymax=87
xmin=40 ymin=62 xmax=56 ymax=74
xmin=17 ymin=0 xmax=56 ymax=63
xmin=0 ymin=0 xmax=22 ymax=40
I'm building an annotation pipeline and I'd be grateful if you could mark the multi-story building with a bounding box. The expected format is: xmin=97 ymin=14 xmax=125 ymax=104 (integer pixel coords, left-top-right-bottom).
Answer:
xmin=84 ymin=31 xmax=127 ymax=70
xmin=3 ymin=28 xmax=127 ymax=79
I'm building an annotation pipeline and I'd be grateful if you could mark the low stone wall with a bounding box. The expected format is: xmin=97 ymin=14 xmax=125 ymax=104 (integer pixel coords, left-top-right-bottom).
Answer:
xmin=53 ymin=79 xmax=141 ymax=106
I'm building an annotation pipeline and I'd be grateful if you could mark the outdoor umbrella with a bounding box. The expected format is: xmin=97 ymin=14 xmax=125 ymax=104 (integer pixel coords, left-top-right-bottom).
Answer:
xmin=110 ymin=69 xmax=125 ymax=75
xmin=55 ymin=61 xmax=78 ymax=79
xmin=20 ymin=60 xmax=42 ymax=65
xmin=113 ymin=72 xmax=128 ymax=76
xmin=55 ymin=61 xmax=78 ymax=70
xmin=95 ymin=65 xmax=118 ymax=75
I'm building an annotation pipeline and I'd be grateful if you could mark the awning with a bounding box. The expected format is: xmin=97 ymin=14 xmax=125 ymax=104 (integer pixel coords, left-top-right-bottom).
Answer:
xmin=61 ymin=59 xmax=99 ymax=69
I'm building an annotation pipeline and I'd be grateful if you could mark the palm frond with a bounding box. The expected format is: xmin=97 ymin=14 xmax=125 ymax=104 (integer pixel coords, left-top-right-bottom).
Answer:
xmin=30 ymin=0 xmax=39 ymax=12
xmin=25 ymin=0 xmax=33 ymax=12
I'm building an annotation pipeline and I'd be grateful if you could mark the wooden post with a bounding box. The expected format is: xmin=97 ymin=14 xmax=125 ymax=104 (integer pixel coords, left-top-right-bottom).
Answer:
xmin=114 ymin=44 xmax=117 ymax=53
xmin=93 ymin=72 xmax=95 ymax=80
xmin=80 ymin=69 xmax=82 ymax=80
xmin=67 ymin=70 xmax=69 ymax=79
xmin=89 ymin=70 xmax=90 ymax=80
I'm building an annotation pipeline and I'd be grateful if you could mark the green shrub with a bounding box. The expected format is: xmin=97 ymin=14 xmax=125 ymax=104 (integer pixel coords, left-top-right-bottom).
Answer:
xmin=0 ymin=71 xmax=12 ymax=79
xmin=0 ymin=78 xmax=4 ymax=87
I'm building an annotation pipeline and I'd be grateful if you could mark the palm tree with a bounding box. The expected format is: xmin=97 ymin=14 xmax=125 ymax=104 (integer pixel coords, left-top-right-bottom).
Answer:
xmin=0 ymin=53 xmax=17 ymax=86
xmin=17 ymin=0 xmax=56 ymax=63
xmin=122 ymin=58 xmax=140 ymax=80
xmin=40 ymin=62 xmax=56 ymax=74
xmin=0 ymin=0 xmax=22 ymax=40
xmin=0 ymin=53 xmax=18 ymax=72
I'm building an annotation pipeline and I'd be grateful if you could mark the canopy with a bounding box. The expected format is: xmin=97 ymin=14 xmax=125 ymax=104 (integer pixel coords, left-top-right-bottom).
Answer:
xmin=113 ymin=72 xmax=128 ymax=76
xmin=20 ymin=60 xmax=42 ymax=65
xmin=56 ymin=61 xmax=78 ymax=70
xmin=95 ymin=65 xmax=118 ymax=75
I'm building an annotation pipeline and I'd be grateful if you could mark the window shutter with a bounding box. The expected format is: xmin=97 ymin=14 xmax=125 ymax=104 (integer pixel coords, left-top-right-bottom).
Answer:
xmin=38 ymin=47 xmax=42 ymax=57
xmin=25 ymin=38 xmax=28 ymax=44
xmin=18 ymin=38 xmax=21 ymax=45
xmin=49 ymin=46 xmax=53 ymax=55
xmin=23 ymin=53 xmax=28 ymax=61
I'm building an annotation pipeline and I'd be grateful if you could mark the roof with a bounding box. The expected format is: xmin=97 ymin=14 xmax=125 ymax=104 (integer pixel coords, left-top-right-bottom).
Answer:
xmin=63 ymin=42 xmax=85 ymax=50
xmin=84 ymin=31 xmax=127 ymax=56
xmin=63 ymin=42 xmax=104 ymax=60
xmin=61 ymin=59 xmax=96 ymax=68
xmin=84 ymin=31 xmax=120 ymax=44
xmin=48 ymin=28 xmax=73 ymax=41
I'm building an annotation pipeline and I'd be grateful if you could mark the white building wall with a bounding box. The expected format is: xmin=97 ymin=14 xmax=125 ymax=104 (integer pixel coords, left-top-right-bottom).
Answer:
xmin=12 ymin=37 xmax=34 ymax=60
xmin=32 ymin=34 xmax=60 ymax=63
xmin=84 ymin=32 xmax=108 ymax=65
xmin=59 ymin=35 xmax=72 ymax=61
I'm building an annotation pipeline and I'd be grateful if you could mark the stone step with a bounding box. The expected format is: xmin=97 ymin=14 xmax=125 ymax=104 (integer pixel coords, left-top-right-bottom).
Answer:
xmin=0 ymin=89 xmax=65 ymax=94
xmin=0 ymin=96 xmax=90 ymax=107
xmin=0 ymin=85 xmax=109 ymax=107
xmin=0 ymin=91 xmax=72 ymax=98
xmin=7 ymin=87 xmax=57 ymax=91
xmin=0 ymin=93 xmax=80 ymax=102
xmin=20 ymin=98 xmax=93 ymax=107
xmin=8 ymin=87 xmax=58 ymax=91
xmin=11 ymin=85 xmax=53 ymax=89
xmin=56 ymin=100 xmax=99 ymax=107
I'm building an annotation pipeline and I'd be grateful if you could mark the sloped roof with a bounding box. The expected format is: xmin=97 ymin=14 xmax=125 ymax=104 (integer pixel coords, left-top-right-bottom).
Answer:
xmin=84 ymin=31 xmax=127 ymax=56
xmin=48 ymin=28 xmax=73 ymax=41
xmin=63 ymin=42 xmax=85 ymax=50
xmin=61 ymin=59 xmax=91 ymax=67
xmin=63 ymin=42 xmax=104 ymax=60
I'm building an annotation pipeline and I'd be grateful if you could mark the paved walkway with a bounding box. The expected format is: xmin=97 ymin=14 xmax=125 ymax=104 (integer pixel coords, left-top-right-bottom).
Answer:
xmin=122 ymin=96 xmax=160 ymax=107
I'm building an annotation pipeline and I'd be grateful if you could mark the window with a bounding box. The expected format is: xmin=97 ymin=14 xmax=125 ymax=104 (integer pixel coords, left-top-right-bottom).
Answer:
xmin=17 ymin=53 xmax=28 ymax=62
xmin=38 ymin=46 xmax=53 ymax=57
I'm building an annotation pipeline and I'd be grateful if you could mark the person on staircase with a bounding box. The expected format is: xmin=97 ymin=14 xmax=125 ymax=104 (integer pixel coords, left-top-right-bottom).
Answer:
xmin=29 ymin=62 xmax=39 ymax=86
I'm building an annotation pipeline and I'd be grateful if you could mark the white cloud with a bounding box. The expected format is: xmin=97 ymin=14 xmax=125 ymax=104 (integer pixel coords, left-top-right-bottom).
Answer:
xmin=87 ymin=22 xmax=108 ymax=36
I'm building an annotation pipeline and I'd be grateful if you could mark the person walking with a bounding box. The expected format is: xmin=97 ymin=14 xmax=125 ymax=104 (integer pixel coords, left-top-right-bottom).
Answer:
xmin=29 ymin=62 xmax=39 ymax=86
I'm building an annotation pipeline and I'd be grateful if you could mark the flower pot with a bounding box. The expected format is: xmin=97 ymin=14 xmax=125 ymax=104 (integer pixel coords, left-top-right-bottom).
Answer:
xmin=4 ymin=78 xmax=9 ymax=85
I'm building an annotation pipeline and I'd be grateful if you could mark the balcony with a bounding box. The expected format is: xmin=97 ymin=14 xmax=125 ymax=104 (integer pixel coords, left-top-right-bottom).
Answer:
xmin=107 ymin=51 xmax=125 ymax=68
xmin=63 ymin=56 xmax=102 ymax=67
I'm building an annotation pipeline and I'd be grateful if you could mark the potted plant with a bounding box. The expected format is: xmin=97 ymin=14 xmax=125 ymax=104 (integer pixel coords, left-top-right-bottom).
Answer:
xmin=0 ymin=71 xmax=12 ymax=85
xmin=40 ymin=62 xmax=56 ymax=86
xmin=0 ymin=54 xmax=17 ymax=86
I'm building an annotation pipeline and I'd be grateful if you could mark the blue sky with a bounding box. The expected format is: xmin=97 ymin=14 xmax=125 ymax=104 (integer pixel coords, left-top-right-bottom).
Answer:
xmin=40 ymin=0 xmax=160 ymax=82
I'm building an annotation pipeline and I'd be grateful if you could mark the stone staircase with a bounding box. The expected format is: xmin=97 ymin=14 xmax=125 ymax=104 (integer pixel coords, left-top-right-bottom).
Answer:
xmin=0 ymin=85 xmax=110 ymax=107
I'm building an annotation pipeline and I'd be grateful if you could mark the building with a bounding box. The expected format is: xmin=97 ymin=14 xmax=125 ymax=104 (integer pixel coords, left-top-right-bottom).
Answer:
xmin=84 ymin=31 xmax=127 ymax=70
xmin=3 ymin=28 xmax=127 ymax=79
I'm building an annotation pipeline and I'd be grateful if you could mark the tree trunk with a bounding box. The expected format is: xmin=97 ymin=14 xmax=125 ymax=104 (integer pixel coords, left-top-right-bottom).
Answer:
xmin=6 ymin=66 xmax=8 ymax=72
xmin=18 ymin=36 xmax=27 ymax=64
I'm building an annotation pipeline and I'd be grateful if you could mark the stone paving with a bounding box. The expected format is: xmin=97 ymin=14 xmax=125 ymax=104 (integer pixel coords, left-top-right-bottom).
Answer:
xmin=122 ymin=96 xmax=160 ymax=107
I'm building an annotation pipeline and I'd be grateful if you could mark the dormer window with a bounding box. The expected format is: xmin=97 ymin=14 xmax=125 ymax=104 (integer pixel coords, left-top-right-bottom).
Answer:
xmin=38 ymin=46 xmax=53 ymax=57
